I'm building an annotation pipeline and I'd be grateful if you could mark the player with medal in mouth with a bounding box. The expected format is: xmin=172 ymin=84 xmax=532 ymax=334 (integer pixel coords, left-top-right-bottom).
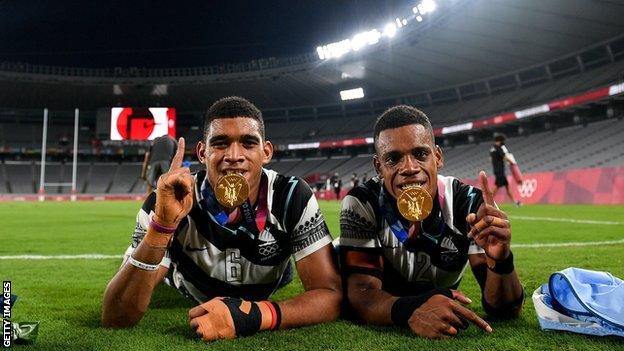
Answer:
xmin=336 ymin=105 xmax=524 ymax=339
xmin=102 ymin=97 xmax=342 ymax=342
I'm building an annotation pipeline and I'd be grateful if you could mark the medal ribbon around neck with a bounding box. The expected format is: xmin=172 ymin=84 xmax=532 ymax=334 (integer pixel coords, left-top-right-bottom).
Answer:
xmin=379 ymin=180 xmax=445 ymax=244
xmin=201 ymin=171 xmax=268 ymax=235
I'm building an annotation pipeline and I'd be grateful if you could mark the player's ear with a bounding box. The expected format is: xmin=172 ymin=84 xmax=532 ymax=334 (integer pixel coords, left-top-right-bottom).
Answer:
xmin=373 ymin=154 xmax=382 ymax=176
xmin=196 ymin=141 xmax=207 ymax=163
xmin=435 ymin=145 xmax=444 ymax=169
xmin=262 ymin=140 xmax=274 ymax=165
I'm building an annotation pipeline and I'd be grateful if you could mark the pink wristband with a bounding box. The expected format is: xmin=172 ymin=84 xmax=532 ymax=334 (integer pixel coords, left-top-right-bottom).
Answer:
xmin=150 ymin=219 xmax=177 ymax=234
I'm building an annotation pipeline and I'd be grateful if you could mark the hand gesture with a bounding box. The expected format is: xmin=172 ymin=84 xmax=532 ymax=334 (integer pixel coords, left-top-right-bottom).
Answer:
xmin=189 ymin=297 xmax=236 ymax=341
xmin=408 ymin=290 xmax=492 ymax=339
xmin=188 ymin=297 xmax=274 ymax=341
xmin=153 ymin=138 xmax=194 ymax=228
xmin=466 ymin=171 xmax=512 ymax=262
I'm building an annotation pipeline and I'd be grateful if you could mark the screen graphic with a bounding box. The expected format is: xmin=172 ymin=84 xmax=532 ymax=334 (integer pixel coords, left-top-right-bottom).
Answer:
xmin=110 ymin=107 xmax=176 ymax=140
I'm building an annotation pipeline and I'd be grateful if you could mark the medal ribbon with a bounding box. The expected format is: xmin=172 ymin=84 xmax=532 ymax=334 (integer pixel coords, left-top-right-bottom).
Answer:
xmin=201 ymin=171 xmax=269 ymax=235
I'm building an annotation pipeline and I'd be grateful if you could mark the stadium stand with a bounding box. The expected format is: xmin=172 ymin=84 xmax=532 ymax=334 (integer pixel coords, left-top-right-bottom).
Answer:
xmin=108 ymin=163 xmax=143 ymax=194
xmin=5 ymin=162 xmax=35 ymax=193
xmin=86 ymin=164 xmax=117 ymax=194
xmin=264 ymin=117 xmax=624 ymax=188
xmin=1 ymin=107 xmax=623 ymax=194
xmin=1 ymin=22 xmax=623 ymax=196
xmin=264 ymin=59 xmax=624 ymax=145
xmin=0 ymin=162 xmax=7 ymax=193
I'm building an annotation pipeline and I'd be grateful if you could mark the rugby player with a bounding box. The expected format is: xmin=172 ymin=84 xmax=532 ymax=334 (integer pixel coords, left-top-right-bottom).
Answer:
xmin=102 ymin=97 xmax=342 ymax=341
xmin=337 ymin=105 xmax=524 ymax=339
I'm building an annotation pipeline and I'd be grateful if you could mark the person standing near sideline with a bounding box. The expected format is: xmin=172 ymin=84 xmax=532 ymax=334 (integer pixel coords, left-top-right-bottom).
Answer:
xmin=331 ymin=173 xmax=342 ymax=199
xmin=141 ymin=135 xmax=178 ymax=195
xmin=490 ymin=134 xmax=521 ymax=206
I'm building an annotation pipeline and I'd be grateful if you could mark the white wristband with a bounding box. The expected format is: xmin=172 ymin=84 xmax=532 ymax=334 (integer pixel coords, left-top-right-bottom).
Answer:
xmin=128 ymin=256 xmax=160 ymax=271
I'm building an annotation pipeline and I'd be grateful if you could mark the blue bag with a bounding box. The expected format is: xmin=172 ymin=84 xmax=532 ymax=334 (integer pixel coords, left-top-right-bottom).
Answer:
xmin=533 ymin=267 xmax=624 ymax=337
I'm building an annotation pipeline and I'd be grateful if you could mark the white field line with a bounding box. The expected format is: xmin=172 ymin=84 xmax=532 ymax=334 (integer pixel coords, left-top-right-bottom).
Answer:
xmin=0 ymin=254 xmax=122 ymax=260
xmin=510 ymin=215 xmax=622 ymax=226
xmin=513 ymin=239 xmax=624 ymax=248
xmin=2 ymin=239 xmax=624 ymax=259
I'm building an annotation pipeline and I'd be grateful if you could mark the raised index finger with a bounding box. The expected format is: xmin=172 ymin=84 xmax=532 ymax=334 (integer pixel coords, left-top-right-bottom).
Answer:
xmin=479 ymin=170 xmax=495 ymax=205
xmin=169 ymin=137 xmax=186 ymax=171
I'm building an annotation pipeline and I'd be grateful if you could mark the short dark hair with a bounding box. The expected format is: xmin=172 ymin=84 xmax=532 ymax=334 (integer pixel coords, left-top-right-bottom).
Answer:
xmin=373 ymin=105 xmax=434 ymax=147
xmin=494 ymin=133 xmax=506 ymax=143
xmin=203 ymin=96 xmax=265 ymax=139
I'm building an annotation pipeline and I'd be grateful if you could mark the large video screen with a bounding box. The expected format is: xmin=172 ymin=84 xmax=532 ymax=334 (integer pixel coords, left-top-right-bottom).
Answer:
xmin=109 ymin=107 xmax=176 ymax=141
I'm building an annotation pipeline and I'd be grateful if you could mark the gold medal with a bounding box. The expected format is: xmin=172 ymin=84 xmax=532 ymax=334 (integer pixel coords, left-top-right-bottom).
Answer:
xmin=215 ymin=173 xmax=249 ymax=209
xmin=397 ymin=185 xmax=433 ymax=222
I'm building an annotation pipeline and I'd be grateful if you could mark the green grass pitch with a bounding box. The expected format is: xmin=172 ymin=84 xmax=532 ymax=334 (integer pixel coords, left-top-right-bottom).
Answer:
xmin=2 ymin=201 xmax=624 ymax=350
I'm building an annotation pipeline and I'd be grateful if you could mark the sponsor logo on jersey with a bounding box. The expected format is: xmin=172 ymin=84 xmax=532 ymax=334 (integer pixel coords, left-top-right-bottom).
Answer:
xmin=440 ymin=237 xmax=458 ymax=254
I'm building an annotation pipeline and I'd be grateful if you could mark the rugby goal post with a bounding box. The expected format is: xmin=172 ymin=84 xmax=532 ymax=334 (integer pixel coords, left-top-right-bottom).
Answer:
xmin=38 ymin=108 xmax=80 ymax=201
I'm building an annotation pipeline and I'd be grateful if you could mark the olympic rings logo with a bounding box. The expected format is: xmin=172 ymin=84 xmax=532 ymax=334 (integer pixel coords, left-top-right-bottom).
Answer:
xmin=517 ymin=179 xmax=537 ymax=198
xmin=259 ymin=244 xmax=278 ymax=256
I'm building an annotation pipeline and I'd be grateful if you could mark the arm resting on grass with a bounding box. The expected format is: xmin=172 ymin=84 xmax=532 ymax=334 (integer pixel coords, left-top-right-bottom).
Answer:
xmin=347 ymin=272 xmax=397 ymax=324
xmin=344 ymin=250 xmax=493 ymax=339
xmin=101 ymin=227 xmax=169 ymax=328
xmin=470 ymin=254 xmax=524 ymax=319
xmin=276 ymin=244 xmax=343 ymax=328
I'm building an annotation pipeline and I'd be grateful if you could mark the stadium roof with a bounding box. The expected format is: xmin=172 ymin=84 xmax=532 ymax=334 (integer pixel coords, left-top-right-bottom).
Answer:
xmin=1 ymin=0 xmax=623 ymax=110
xmin=0 ymin=0 xmax=409 ymax=68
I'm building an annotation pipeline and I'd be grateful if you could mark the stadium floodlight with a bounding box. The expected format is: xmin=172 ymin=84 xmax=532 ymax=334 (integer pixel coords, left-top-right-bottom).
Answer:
xmin=383 ymin=23 xmax=397 ymax=38
xmin=340 ymin=87 xmax=365 ymax=101
xmin=316 ymin=0 xmax=438 ymax=60
xmin=418 ymin=0 xmax=437 ymax=15
xmin=316 ymin=46 xmax=326 ymax=60
xmin=351 ymin=30 xmax=381 ymax=51
xmin=316 ymin=39 xmax=352 ymax=60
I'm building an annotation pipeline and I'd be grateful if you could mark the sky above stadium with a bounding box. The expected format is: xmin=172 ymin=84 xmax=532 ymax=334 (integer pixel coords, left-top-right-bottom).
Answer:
xmin=0 ymin=0 xmax=406 ymax=68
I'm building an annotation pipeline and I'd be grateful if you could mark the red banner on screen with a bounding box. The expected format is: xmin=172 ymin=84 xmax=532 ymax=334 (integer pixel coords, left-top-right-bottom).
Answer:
xmin=110 ymin=107 xmax=176 ymax=141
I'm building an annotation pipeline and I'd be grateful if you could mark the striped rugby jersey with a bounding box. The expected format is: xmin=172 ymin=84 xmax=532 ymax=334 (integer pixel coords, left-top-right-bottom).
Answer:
xmin=124 ymin=168 xmax=332 ymax=303
xmin=337 ymin=175 xmax=485 ymax=296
